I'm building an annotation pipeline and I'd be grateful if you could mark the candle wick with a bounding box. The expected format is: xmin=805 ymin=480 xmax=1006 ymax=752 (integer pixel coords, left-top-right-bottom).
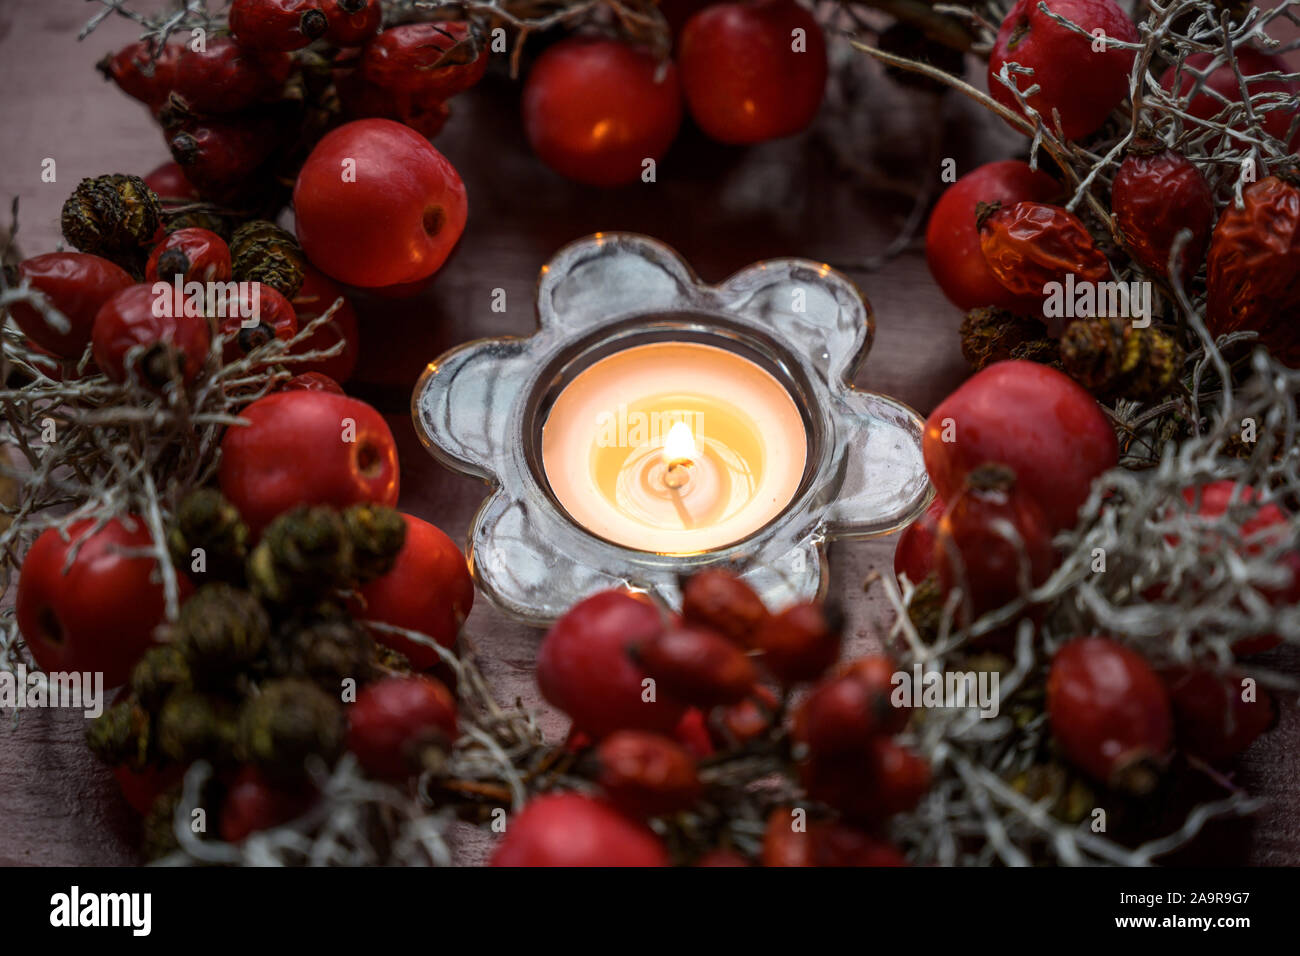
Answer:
xmin=664 ymin=460 xmax=690 ymax=490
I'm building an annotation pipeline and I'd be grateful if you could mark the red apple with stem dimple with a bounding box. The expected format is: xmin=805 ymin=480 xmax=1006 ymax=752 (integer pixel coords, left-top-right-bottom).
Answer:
xmin=293 ymin=118 xmax=467 ymax=288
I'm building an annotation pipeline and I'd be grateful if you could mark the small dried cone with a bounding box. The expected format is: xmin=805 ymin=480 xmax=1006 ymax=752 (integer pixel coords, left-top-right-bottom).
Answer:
xmin=1059 ymin=317 xmax=1184 ymax=402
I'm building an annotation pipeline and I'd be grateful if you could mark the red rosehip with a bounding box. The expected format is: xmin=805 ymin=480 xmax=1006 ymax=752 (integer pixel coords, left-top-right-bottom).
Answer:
xmin=1046 ymin=636 xmax=1172 ymax=791
xmin=321 ymin=0 xmax=383 ymax=45
xmin=230 ymin=0 xmax=329 ymax=51
xmin=172 ymin=37 xmax=290 ymax=114
xmin=596 ymin=730 xmax=701 ymax=818
xmin=361 ymin=22 xmax=488 ymax=99
xmin=220 ymin=765 xmax=315 ymax=842
xmin=1176 ymin=480 xmax=1300 ymax=654
xmin=215 ymin=281 xmax=298 ymax=364
xmin=934 ymin=464 xmax=1058 ymax=639
xmin=696 ymin=848 xmax=750 ymax=866
xmin=8 ymin=252 xmax=133 ymax=358
xmin=145 ymin=228 xmax=233 ymax=285
xmin=679 ymin=568 xmax=770 ymax=647
xmin=893 ymin=497 xmax=945 ymax=587
xmin=793 ymin=654 xmax=907 ymax=756
xmin=1205 ymin=174 xmax=1300 ymax=365
xmin=536 ymin=590 xmax=686 ymax=738
xmin=923 ymin=360 xmax=1118 ymax=532
xmin=977 ymin=200 xmax=1111 ymax=301
xmin=751 ymin=601 xmax=841 ymax=684
xmin=672 ymin=707 xmax=715 ymax=758
xmin=490 ymin=793 xmax=670 ymax=866
xmin=636 ymin=625 xmax=758 ymax=707
xmin=988 ymin=0 xmax=1137 ymax=140
xmin=97 ymin=41 xmax=182 ymax=111
xmin=92 ymin=283 xmax=211 ymax=387
xmin=356 ymin=513 xmax=474 ymax=669
xmin=678 ymin=0 xmax=828 ymax=144
xmin=1111 ymin=142 xmax=1214 ymax=281
xmin=926 ymin=162 xmax=1062 ymax=315
xmin=288 ymin=265 xmax=360 ymax=383
xmin=143 ymin=161 xmax=199 ymax=202
xmin=1162 ymin=666 xmax=1275 ymax=764
xmin=522 ymin=37 xmax=682 ymax=188
xmin=761 ymin=809 xmax=907 ymax=867
xmin=17 ymin=517 xmax=187 ymax=687
xmin=168 ymin=112 xmax=281 ymax=195
xmin=1161 ymin=49 xmax=1299 ymax=151
xmin=294 ymin=119 xmax=467 ymax=288
xmin=348 ymin=675 xmax=459 ymax=779
xmin=800 ymin=737 xmax=931 ymax=820
xmin=281 ymin=371 xmax=344 ymax=394
xmin=114 ymin=763 xmax=186 ymax=816
xmin=335 ymin=71 xmax=453 ymax=139
xmin=218 ymin=390 xmax=399 ymax=537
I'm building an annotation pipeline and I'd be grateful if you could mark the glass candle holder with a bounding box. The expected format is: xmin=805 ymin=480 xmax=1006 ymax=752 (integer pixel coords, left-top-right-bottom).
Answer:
xmin=412 ymin=233 xmax=932 ymax=625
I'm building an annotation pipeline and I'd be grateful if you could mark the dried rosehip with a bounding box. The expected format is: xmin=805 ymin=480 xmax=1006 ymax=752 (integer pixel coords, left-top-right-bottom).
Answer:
xmin=92 ymin=284 xmax=211 ymax=387
xmin=145 ymin=228 xmax=233 ymax=284
xmin=216 ymin=281 xmax=299 ymax=364
xmin=679 ymin=569 xmax=769 ymax=647
xmin=934 ymin=464 xmax=1058 ymax=640
xmin=348 ymin=675 xmax=459 ymax=779
xmin=596 ymin=730 xmax=701 ymax=818
xmin=7 ymin=252 xmax=134 ymax=358
xmin=751 ymin=601 xmax=842 ymax=684
xmin=322 ymin=0 xmax=383 ymax=45
xmin=1162 ymin=666 xmax=1275 ymax=763
xmin=977 ymin=200 xmax=1110 ymax=300
xmin=1205 ymin=174 xmax=1300 ymax=365
xmin=229 ymin=220 xmax=306 ymax=299
xmin=636 ymin=625 xmax=758 ymax=706
xmin=361 ymin=22 xmax=487 ymax=100
xmin=719 ymin=685 xmax=777 ymax=744
xmin=172 ymin=37 xmax=290 ymax=114
xmin=793 ymin=655 xmax=907 ymax=756
xmin=230 ymin=0 xmax=329 ymax=51
xmin=97 ymin=41 xmax=181 ymax=111
xmin=762 ymin=808 xmax=907 ymax=867
xmin=490 ymin=793 xmax=670 ymax=867
xmin=893 ymin=498 xmax=944 ymax=587
xmin=1111 ymin=142 xmax=1214 ymax=281
xmin=987 ymin=0 xmax=1137 ymax=140
xmin=800 ymin=737 xmax=931 ymax=820
xmin=1047 ymin=636 xmax=1172 ymax=792
xmin=335 ymin=71 xmax=453 ymax=138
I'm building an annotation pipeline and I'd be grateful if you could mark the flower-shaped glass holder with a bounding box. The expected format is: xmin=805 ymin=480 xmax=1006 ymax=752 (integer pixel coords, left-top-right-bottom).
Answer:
xmin=412 ymin=233 xmax=932 ymax=626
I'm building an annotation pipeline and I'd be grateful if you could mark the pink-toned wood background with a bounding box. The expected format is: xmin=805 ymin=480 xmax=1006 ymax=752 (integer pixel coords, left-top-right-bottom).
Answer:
xmin=0 ymin=0 xmax=1295 ymax=865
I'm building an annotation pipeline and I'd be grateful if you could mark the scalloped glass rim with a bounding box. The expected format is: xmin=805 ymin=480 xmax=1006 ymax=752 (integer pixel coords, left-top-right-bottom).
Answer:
xmin=412 ymin=232 xmax=933 ymax=626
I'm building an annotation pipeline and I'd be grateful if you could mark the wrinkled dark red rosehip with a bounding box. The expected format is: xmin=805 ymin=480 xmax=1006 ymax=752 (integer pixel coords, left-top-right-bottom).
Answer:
xmin=680 ymin=568 xmax=770 ymax=647
xmin=97 ymin=41 xmax=182 ymax=111
xmin=172 ymin=37 xmax=290 ymax=114
xmin=230 ymin=0 xmax=329 ymax=51
xmin=988 ymin=0 xmax=1137 ymax=140
xmin=1111 ymin=142 xmax=1214 ymax=281
xmin=596 ymin=730 xmax=701 ymax=818
xmin=977 ymin=200 xmax=1111 ymax=301
xmin=1205 ymin=175 xmax=1300 ymax=366
xmin=321 ymin=0 xmax=383 ymax=45
xmin=361 ymin=22 xmax=487 ymax=100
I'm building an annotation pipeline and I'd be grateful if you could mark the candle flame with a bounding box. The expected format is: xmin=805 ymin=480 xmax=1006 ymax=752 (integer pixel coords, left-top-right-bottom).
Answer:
xmin=663 ymin=421 xmax=696 ymax=465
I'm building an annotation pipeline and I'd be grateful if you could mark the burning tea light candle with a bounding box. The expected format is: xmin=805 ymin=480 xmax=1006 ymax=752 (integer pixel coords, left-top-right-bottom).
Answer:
xmin=541 ymin=341 xmax=807 ymax=553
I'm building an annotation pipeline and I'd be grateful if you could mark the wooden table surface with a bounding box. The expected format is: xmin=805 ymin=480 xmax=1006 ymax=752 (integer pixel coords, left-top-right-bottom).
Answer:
xmin=0 ymin=0 xmax=1295 ymax=866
